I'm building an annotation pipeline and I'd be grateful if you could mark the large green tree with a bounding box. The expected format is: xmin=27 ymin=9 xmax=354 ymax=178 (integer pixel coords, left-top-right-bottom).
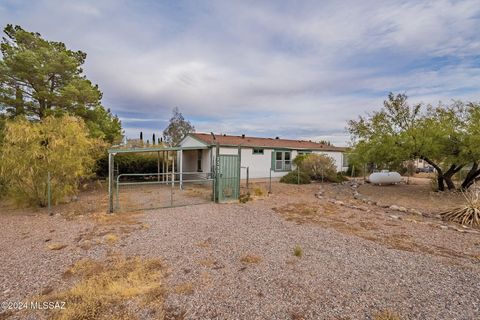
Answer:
xmin=0 ymin=24 xmax=121 ymax=143
xmin=162 ymin=107 xmax=195 ymax=146
xmin=348 ymin=93 xmax=480 ymax=191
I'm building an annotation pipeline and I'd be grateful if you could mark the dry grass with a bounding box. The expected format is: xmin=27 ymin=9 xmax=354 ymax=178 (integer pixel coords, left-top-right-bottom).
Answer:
xmin=373 ymin=309 xmax=402 ymax=320
xmin=45 ymin=256 xmax=167 ymax=320
xmin=47 ymin=243 xmax=67 ymax=251
xmin=173 ymin=282 xmax=195 ymax=295
xmin=104 ymin=233 xmax=119 ymax=244
xmin=252 ymin=187 xmax=266 ymax=197
xmin=75 ymin=212 xmax=146 ymax=251
xmin=240 ymin=254 xmax=262 ymax=264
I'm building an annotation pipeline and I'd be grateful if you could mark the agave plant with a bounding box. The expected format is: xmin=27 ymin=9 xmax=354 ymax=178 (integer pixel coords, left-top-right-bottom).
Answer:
xmin=441 ymin=186 xmax=480 ymax=227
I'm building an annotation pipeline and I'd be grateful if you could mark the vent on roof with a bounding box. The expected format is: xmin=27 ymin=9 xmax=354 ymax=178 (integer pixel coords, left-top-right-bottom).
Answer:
xmin=275 ymin=136 xmax=279 ymax=139
xmin=241 ymin=134 xmax=245 ymax=138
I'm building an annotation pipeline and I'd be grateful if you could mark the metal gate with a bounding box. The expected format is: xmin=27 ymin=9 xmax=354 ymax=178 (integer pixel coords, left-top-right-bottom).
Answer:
xmin=216 ymin=154 xmax=241 ymax=202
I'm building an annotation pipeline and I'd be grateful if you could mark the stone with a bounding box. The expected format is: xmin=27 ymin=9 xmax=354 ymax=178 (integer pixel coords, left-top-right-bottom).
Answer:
xmin=389 ymin=215 xmax=400 ymax=219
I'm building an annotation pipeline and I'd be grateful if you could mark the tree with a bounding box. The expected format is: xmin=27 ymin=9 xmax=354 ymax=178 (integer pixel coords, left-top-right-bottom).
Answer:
xmin=0 ymin=116 xmax=103 ymax=206
xmin=348 ymin=93 xmax=480 ymax=191
xmin=162 ymin=107 xmax=195 ymax=146
xmin=0 ymin=25 xmax=121 ymax=143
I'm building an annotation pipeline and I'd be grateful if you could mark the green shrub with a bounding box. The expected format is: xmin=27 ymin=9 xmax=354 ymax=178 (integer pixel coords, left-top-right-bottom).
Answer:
xmin=299 ymin=154 xmax=337 ymax=182
xmin=280 ymin=171 xmax=311 ymax=184
xmin=293 ymin=245 xmax=303 ymax=257
xmin=95 ymin=153 xmax=164 ymax=177
xmin=0 ymin=116 xmax=104 ymax=207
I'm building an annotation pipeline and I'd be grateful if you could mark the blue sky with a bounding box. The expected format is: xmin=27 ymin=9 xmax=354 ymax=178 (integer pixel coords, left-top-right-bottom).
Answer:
xmin=1 ymin=0 xmax=480 ymax=146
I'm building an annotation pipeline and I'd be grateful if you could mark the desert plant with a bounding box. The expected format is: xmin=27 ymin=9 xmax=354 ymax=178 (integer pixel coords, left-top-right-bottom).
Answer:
xmin=280 ymin=171 xmax=311 ymax=184
xmin=299 ymin=154 xmax=337 ymax=182
xmin=441 ymin=187 xmax=480 ymax=227
xmin=293 ymin=245 xmax=303 ymax=257
xmin=239 ymin=192 xmax=251 ymax=203
xmin=0 ymin=116 xmax=104 ymax=207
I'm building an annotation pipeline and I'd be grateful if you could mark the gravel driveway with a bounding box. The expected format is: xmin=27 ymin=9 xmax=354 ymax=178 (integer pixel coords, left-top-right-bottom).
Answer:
xmin=123 ymin=202 xmax=480 ymax=319
xmin=1 ymin=182 xmax=479 ymax=319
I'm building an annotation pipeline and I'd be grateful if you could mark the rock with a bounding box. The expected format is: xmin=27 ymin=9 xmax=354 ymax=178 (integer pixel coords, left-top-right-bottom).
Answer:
xmin=353 ymin=193 xmax=365 ymax=200
xmin=409 ymin=209 xmax=422 ymax=215
xmin=334 ymin=200 xmax=345 ymax=206
xmin=389 ymin=215 xmax=400 ymax=219
xmin=389 ymin=205 xmax=407 ymax=212
xmin=397 ymin=206 xmax=408 ymax=213
xmin=389 ymin=205 xmax=400 ymax=211
xmin=440 ymin=225 xmax=449 ymax=230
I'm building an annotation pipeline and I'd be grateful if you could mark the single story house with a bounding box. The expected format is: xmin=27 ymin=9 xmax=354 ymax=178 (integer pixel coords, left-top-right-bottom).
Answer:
xmin=178 ymin=133 xmax=348 ymax=179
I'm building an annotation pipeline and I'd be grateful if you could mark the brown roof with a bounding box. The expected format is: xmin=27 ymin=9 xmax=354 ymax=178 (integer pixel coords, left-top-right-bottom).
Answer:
xmin=190 ymin=133 xmax=347 ymax=152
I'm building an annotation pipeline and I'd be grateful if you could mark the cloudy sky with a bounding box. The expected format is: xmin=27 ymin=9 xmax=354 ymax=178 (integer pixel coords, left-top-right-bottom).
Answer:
xmin=1 ymin=0 xmax=479 ymax=145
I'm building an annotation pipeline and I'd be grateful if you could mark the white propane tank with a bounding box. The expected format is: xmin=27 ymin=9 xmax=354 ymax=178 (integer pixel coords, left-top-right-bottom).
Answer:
xmin=369 ymin=170 xmax=402 ymax=185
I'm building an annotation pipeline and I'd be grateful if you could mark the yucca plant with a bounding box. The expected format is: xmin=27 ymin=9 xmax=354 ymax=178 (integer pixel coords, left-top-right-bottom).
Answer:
xmin=441 ymin=186 xmax=480 ymax=227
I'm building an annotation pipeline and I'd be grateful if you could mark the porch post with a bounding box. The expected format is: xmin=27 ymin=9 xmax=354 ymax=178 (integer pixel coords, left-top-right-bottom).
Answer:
xmin=157 ymin=151 xmax=160 ymax=182
xmin=179 ymin=149 xmax=183 ymax=190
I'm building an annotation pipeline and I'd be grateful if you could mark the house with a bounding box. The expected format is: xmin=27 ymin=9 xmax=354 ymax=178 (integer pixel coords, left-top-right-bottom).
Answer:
xmin=178 ymin=133 xmax=348 ymax=179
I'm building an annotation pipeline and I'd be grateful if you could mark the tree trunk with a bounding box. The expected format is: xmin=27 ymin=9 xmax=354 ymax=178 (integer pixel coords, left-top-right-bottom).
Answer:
xmin=461 ymin=162 xmax=480 ymax=190
xmin=443 ymin=164 xmax=463 ymax=190
xmin=420 ymin=156 xmax=445 ymax=191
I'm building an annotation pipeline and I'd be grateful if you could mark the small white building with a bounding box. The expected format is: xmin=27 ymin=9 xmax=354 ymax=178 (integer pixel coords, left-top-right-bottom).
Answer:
xmin=178 ymin=133 xmax=348 ymax=179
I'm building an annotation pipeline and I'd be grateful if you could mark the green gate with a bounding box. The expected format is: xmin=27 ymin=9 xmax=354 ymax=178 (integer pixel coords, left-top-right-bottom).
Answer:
xmin=215 ymin=154 xmax=241 ymax=202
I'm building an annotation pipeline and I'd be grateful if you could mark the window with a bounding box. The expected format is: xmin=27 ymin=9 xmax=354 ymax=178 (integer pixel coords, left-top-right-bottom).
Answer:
xmin=274 ymin=151 xmax=292 ymax=171
xmin=253 ymin=148 xmax=264 ymax=155
xmin=197 ymin=150 xmax=202 ymax=172
xmin=342 ymin=153 xmax=349 ymax=167
xmin=297 ymin=150 xmax=312 ymax=156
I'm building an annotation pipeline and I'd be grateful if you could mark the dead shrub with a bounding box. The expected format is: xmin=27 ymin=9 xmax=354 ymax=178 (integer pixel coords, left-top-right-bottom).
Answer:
xmin=240 ymin=254 xmax=262 ymax=264
xmin=44 ymin=256 xmax=167 ymax=320
xmin=441 ymin=188 xmax=480 ymax=227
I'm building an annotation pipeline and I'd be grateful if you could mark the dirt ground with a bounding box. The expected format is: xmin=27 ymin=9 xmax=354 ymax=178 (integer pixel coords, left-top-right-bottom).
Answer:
xmin=0 ymin=181 xmax=479 ymax=319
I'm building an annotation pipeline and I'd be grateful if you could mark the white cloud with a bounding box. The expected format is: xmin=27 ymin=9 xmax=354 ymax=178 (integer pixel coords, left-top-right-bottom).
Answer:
xmin=1 ymin=0 xmax=479 ymax=146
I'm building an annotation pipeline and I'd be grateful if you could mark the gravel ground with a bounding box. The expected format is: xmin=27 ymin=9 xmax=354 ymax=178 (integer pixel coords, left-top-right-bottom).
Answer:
xmin=0 ymin=213 xmax=106 ymax=302
xmin=118 ymin=202 xmax=480 ymax=320
xmin=1 ymin=182 xmax=479 ymax=319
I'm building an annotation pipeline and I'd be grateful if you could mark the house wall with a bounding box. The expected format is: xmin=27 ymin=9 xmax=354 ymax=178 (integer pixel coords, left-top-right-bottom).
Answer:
xmin=180 ymin=135 xmax=208 ymax=148
xmin=179 ymin=137 xmax=347 ymax=179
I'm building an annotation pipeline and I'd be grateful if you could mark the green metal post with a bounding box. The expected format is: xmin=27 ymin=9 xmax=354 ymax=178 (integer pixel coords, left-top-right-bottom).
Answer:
xmin=269 ymin=169 xmax=272 ymax=194
xmin=108 ymin=152 xmax=114 ymax=213
xmin=237 ymin=146 xmax=241 ymax=200
xmin=47 ymin=172 xmax=51 ymax=214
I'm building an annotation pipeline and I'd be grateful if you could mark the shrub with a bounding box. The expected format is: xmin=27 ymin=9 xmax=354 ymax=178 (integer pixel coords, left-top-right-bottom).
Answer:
xmin=0 ymin=116 xmax=104 ymax=207
xmin=95 ymin=153 xmax=164 ymax=177
xmin=299 ymin=154 xmax=337 ymax=182
xmin=293 ymin=245 xmax=303 ymax=257
xmin=280 ymin=171 xmax=311 ymax=184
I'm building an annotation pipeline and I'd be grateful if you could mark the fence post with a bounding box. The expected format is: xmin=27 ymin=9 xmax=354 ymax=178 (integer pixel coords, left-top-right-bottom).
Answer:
xmin=108 ymin=152 xmax=114 ymax=213
xmin=246 ymin=167 xmax=249 ymax=189
xmin=269 ymin=169 xmax=272 ymax=194
xmin=47 ymin=172 xmax=51 ymax=215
